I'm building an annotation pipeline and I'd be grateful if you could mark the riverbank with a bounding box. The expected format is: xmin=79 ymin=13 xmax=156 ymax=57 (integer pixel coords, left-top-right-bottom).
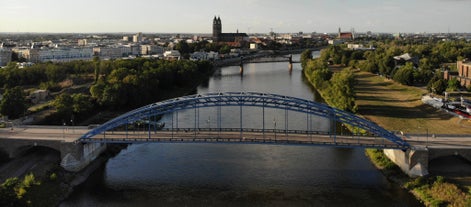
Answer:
xmin=300 ymin=49 xmax=471 ymax=206
xmin=355 ymin=71 xmax=471 ymax=206
xmin=0 ymin=144 xmax=128 ymax=206
xmin=365 ymin=149 xmax=471 ymax=206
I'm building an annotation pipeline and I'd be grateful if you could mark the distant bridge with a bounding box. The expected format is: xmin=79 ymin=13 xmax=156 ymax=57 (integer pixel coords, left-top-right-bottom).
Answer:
xmin=242 ymin=55 xmax=301 ymax=64
xmin=215 ymin=55 xmax=299 ymax=69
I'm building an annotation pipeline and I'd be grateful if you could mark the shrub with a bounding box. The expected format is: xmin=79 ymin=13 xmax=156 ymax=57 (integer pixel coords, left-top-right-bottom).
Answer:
xmin=49 ymin=173 xmax=57 ymax=181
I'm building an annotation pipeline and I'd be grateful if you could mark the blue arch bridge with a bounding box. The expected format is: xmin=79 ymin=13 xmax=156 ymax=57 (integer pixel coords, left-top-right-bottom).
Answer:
xmin=80 ymin=92 xmax=410 ymax=150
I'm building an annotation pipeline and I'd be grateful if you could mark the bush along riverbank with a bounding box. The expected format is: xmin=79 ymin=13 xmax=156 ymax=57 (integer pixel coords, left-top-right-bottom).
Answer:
xmin=301 ymin=49 xmax=357 ymax=113
xmin=301 ymin=48 xmax=471 ymax=206
xmin=0 ymin=144 xmax=128 ymax=207
xmin=366 ymin=149 xmax=471 ymax=207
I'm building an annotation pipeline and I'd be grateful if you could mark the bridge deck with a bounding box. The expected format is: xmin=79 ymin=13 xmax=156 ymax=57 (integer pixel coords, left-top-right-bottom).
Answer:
xmin=81 ymin=129 xmax=471 ymax=150
xmin=2 ymin=126 xmax=471 ymax=150
xmin=0 ymin=126 xmax=88 ymax=142
xmin=82 ymin=130 xmax=402 ymax=149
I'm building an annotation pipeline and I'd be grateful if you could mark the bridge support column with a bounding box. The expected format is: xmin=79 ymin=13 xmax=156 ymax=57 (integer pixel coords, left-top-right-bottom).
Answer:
xmin=288 ymin=54 xmax=293 ymax=71
xmin=60 ymin=142 xmax=107 ymax=172
xmin=239 ymin=57 xmax=244 ymax=75
xmin=383 ymin=149 xmax=429 ymax=177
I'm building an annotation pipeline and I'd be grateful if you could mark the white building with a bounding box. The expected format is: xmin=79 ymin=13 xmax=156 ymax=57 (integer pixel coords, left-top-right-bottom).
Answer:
xmin=133 ymin=32 xmax=142 ymax=43
xmin=77 ymin=39 xmax=88 ymax=46
xmin=93 ymin=47 xmax=123 ymax=59
xmin=250 ymin=43 xmax=259 ymax=50
xmin=347 ymin=44 xmax=375 ymax=51
xmin=141 ymin=45 xmax=164 ymax=55
xmin=124 ymin=44 xmax=141 ymax=56
xmin=190 ymin=51 xmax=219 ymax=61
xmin=25 ymin=47 xmax=93 ymax=63
xmin=163 ymin=50 xmax=181 ymax=60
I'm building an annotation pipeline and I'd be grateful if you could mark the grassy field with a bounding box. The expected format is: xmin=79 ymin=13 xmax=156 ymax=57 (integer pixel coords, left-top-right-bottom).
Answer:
xmin=354 ymin=71 xmax=471 ymax=134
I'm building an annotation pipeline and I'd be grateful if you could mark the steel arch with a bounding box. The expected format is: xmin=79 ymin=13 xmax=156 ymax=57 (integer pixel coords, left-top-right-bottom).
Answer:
xmin=80 ymin=92 xmax=409 ymax=149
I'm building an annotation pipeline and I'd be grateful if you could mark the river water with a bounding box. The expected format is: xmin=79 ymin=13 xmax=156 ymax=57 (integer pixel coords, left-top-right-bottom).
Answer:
xmin=60 ymin=54 xmax=422 ymax=206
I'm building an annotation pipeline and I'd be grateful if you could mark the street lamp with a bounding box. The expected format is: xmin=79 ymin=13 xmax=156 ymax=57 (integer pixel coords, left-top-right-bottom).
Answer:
xmin=273 ymin=118 xmax=277 ymax=142
xmin=70 ymin=115 xmax=74 ymax=134
xmin=63 ymin=122 xmax=66 ymax=138
xmin=207 ymin=116 xmax=211 ymax=139
xmin=207 ymin=116 xmax=211 ymax=129
xmin=418 ymin=125 xmax=429 ymax=148
xmin=426 ymin=128 xmax=429 ymax=148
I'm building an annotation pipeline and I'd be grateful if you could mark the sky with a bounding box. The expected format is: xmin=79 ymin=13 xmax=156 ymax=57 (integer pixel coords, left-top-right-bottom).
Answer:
xmin=1 ymin=0 xmax=471 ymax=34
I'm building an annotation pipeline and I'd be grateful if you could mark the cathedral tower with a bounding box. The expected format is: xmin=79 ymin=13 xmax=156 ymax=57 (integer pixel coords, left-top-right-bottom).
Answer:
xmin=213 ymin=16 xmax=222 ymax=41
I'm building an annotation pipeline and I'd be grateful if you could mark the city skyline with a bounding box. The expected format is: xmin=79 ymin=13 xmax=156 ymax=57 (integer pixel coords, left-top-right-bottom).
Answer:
xmin=1 ymin=0 xmax=471 ymax=34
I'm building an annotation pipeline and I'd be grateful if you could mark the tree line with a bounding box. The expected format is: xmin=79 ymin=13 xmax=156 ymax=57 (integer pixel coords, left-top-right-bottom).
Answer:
xmin=314 ymin=40 xmax=471 ymax=94
xmin=301 ymin=49 xmax=357 ymax=113
xmin=89 ymin=58 xmax=213 ymax=109
xmin=0 ymin=58 xmax=213 ymax=123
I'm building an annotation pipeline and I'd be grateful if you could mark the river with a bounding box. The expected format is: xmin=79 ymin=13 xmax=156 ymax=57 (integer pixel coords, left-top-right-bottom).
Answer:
xmin=60 ymin=53 xmax=422 ymax=206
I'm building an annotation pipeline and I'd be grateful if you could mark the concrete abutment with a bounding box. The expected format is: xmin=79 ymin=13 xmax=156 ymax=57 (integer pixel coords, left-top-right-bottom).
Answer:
xmin=384 ymin=148 xmax=471 ymax=177
xmin=60 ymin=142 xmax=107 ymax=172
xmin=0 ymin=139 xmax=106 ymax=172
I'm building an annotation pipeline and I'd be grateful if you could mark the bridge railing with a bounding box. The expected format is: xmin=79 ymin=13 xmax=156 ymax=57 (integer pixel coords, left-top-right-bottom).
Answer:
xmin=80 ymin=127 xmax=401 ymax=149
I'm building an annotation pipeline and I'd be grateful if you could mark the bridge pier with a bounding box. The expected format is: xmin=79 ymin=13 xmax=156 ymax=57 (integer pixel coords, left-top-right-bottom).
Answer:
xmin=288 ymin=54 xmax=293 ymax=71
xmin=384 ymin=149 xmax=429 ymax=177
xmin=384 ymin=148 xmax=471 ymax=177
xmin=60 ymin=142 xmax=107 ymax=172
xmin=239 ymin=57 xmax=244 ymax=75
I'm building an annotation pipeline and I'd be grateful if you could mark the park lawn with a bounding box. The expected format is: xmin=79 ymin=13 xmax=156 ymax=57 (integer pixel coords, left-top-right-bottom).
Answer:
xmin=354 ymin=71 xmax=471 ymax=134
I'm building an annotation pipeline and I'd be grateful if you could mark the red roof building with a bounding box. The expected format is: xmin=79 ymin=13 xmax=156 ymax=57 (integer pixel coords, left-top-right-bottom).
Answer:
xmin=338 ymin=28 xmax=354 ymax=40
xmin=444 ymin=60 xmax=471 ymax=88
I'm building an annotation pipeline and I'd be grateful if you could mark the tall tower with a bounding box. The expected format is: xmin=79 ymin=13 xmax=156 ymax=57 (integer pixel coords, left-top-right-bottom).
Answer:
xmin=213 ymin=16 xmax=222 ymax=42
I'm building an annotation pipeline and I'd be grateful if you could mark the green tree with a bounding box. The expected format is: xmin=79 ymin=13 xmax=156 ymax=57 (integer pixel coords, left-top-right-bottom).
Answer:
xmin=300 ymin=49 xmax=312 ymax=69
xmin=432 ymin=79 xmax=447 ymax=95
xmin=393 ymin=62 xmax=415 ymax=85
xmin=175 ymin=40 xmax=191 ymax=58
xmin=93 ymin=56 xmax=100 ymax=83
xmin=0 ymin=87 xmax=27 ymax=119
xmin=324 ymin=69 xmax=357 ymax=112
xmin=71 ymin=94 xmax=93 ymax=114
xmin=53 ymin=93 xmax=73 ymax=115
xmin=0 ymin=173 xmax=40 ymax=207
xmin=90 ymin=79 xmax=106 ymax=103
xmin=219 ymin=45 xmax=231 ymax=54
xmin=446 ymin=77 xmax=460 ymax=92
xmin=0 ymin=177 xmax=22 ymax=207
xmin=341 ymin=55 xmax=349 ymax=66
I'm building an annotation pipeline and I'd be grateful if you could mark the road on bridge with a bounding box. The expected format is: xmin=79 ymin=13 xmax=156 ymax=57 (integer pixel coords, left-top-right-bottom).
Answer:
xmin=81 ymin=129 xmax=471 ymax=150
xmin=2 ymin=126 xmax=471 ymax=150
xmin=0 ymin=126 xmax=88 ymax=143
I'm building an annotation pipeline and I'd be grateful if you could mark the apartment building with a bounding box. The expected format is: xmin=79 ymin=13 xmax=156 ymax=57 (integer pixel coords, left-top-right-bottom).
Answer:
xmin=444 ymin=60 xmax=471 ymax=88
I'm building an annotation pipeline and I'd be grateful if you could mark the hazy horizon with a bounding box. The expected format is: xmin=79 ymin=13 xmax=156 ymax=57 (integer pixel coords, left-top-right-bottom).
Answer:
xmin=2 ymin=0 xmax=471 ymax=34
